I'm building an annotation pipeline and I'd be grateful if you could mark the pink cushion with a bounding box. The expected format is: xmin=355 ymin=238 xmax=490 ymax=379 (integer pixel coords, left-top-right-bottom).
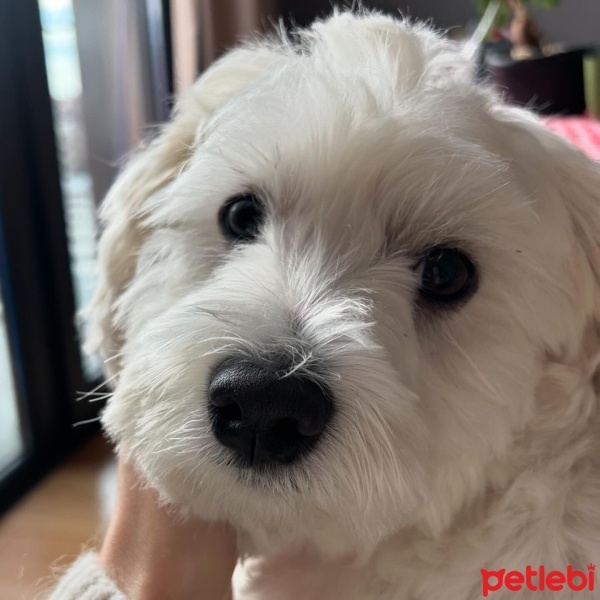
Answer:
xmin=545 ymin=116 xmax=600 ymax=161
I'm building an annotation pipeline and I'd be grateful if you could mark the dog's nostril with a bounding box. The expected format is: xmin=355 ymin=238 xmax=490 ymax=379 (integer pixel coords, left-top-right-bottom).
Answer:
xmin=208 ymin=359 xmax=333 ymax=467
xmin=215 ymin=402 xmax=242 ymax=424
xmin=259 ymin=418 xmax=305 ymax=463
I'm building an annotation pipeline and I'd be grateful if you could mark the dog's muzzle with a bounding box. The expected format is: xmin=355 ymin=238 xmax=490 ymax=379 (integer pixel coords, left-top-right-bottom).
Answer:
xmin=208 ymin=358 xmax=332 ymax=466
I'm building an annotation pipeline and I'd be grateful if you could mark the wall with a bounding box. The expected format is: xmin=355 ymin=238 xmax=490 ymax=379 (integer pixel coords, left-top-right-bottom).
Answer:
xmin=280 ymin=0 xmax=600 ymax=46
xmin=531 ymin=0 xmax=600 ymax=46
xmin=387 ymin=0 xmax=599 ymax=45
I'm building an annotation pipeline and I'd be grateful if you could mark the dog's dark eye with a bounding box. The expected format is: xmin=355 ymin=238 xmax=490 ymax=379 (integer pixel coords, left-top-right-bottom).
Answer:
xmin=418 ymin=247 xmax=476 ymax=304
xmin=219 ymin=194 xmax=264 ymax=242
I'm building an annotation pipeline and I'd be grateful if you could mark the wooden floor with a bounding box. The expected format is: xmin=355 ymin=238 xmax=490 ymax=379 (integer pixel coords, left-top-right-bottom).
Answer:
xmin=0 ymin=435 xmax=115 ymax=599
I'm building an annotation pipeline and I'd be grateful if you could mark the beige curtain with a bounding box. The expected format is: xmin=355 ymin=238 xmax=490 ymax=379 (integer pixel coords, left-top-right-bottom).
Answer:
xmin=170 ymin=0 xmax=279 ymax=95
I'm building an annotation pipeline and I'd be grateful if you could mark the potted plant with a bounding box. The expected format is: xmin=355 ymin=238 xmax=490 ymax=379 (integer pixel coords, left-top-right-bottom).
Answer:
xmin=476 ymin=0 xmax=559 ymax=57
xmin=475 ymin=0 xmax=589 ymax=115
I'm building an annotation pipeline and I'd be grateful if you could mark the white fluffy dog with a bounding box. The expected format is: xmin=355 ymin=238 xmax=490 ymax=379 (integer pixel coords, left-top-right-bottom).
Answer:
xmin=89 ymin=10 xmax=600 ymax=599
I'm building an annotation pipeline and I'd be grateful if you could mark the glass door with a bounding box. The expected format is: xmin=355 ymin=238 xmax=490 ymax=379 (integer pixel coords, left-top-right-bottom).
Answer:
xmin=0 ymin=286 xmax=22 ymax=473
xmin=0 ymin=0 xmax=172 ymax=513
xmin=38 ymin=0 xmax=102 ymax=381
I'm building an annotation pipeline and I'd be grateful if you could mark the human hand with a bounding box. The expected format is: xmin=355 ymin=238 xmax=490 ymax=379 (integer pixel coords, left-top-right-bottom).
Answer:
xmin=99 ymin=460 xmax=237 ymax=600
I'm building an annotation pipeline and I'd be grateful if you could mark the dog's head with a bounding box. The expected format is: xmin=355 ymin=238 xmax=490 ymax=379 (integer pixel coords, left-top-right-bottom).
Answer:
xmin=90 ymin=12 xmax=600 ymax=555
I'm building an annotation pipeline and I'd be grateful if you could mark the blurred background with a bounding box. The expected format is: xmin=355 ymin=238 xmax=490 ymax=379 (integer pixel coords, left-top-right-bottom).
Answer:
xmin=0 ymin=0 xmax=598 ymax=597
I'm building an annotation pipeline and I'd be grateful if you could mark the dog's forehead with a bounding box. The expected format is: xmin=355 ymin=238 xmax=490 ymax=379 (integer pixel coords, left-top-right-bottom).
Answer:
xmin=190 ymin=77 xmax=527 ymax=251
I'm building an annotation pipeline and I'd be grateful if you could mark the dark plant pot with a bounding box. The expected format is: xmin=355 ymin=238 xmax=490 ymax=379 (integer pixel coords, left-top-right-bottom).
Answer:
xmin=485 ymin=48 xmax=587 ymax=115
xmin=476 ymin=41 xmax=513 ymax=82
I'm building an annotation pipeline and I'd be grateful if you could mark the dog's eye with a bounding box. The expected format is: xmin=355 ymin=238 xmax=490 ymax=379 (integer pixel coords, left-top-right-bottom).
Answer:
xmin=417 ymin=247 xmax=476 ymax=304
xmin=219 ymin=194 xmax=264 ymax=242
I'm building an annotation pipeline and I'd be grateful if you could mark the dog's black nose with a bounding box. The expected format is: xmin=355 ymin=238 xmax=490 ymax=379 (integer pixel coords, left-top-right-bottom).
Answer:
xmin=208 ymin=359 xmax=332 ymax=466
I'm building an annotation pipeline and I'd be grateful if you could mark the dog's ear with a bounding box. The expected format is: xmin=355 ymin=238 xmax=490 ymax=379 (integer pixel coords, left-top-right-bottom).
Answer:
xmin=558 ymin=147 xmax=600 ymax=324
xmin=501 ymin=111 xmax=600 ymax=325
xmin=86 ymin=45 xmax=282 ymax=378
xmin=535 ymin=125 xmax=600 ymax=324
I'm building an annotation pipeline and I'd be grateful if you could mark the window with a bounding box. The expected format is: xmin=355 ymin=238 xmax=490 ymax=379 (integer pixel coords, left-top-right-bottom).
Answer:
xmin=0 ymin=288 xmax=22 ymax=473
xmin=39 ymin=0 xmax=102 ymax=380
xmin=0 ymin=0 xmax=171 ymax=514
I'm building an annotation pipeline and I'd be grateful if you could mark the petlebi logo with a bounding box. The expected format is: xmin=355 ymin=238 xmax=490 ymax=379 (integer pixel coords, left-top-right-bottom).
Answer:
xmin=481 ymin=564 xmax=595 ymax=596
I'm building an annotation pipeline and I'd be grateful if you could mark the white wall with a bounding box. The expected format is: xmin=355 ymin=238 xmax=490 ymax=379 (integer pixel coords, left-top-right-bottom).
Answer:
xmin=531 ymin=0 xmax=600 ymax=46
xmin=372 ymin=0 xmax=599 ymax=45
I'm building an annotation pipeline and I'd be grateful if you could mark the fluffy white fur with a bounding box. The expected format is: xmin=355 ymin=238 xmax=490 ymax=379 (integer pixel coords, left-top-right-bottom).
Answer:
xmin=89 ymin=10 xmax=600 ymax=599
